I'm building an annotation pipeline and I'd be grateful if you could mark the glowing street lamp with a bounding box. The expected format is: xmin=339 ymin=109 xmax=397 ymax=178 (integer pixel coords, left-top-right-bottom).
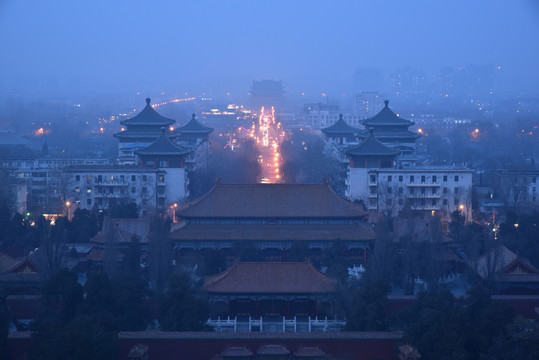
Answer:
xmin=170 ymin=203 xmax=178 ymax=223
xmin=65 ymin=201 xmax=71 ymax=221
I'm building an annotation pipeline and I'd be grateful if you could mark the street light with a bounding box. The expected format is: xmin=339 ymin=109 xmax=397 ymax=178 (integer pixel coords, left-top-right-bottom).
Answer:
xmin=170 ymin=203 xmax=178 ymax=223
xmin=65 ymin=201 xmax=71 ymax=221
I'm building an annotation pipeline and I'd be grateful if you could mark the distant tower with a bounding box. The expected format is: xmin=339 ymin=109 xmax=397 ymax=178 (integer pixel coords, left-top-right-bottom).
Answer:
xmin=114 ymin=98 xmax=176 ymax=165
xmin=358 ymin=100 xmax=420 ymax=167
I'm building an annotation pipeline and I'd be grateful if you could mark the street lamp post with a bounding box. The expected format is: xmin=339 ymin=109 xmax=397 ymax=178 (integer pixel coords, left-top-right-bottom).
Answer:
xmin=170 ymin=203 xmax=178 ymax=223
xmin=65 ymin=201 xmax=71 ymax=221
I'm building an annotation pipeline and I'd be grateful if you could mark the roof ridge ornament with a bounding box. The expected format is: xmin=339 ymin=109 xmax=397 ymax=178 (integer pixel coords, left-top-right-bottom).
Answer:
xmin=146 ymin=98 xmax=151 ymax=105
xmin=384 ymin=99 xmax=389 ymax=107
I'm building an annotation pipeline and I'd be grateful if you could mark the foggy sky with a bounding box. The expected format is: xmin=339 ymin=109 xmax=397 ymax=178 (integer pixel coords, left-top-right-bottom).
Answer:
xmin=1 ymin=0 xmax=538 ymax=99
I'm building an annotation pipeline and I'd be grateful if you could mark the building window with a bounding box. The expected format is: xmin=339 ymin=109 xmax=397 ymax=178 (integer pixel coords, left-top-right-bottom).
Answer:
xmin=387 ymin=175 xmax=392 ymax=182
xmin=159 ymin=161 xmax=168 ymax=167
xmin=387 ymin=199 xmax=392 ymax=206
xmin=86 ymin=175 xmax=92 ymax=181
xmin=387 ymin=187 xmax=392 ymax=194
xmin=443 ymin=175 xmax=447 ymax=182
xmin=109 ymin=175 xmax=114 ymax=181
xmin=98 ymin=175 xmax=102 ymax=182
xmin=142 ymin=186 xmax=147 ymax=194
xmin=421 ymin=187 xmax=426 ymax=195
xmin=432 ymin=175 xmax=437 ymax=183
xmin=443 ymin=187 xmax=448 ymax=194
xmin=432 ymin=187 xmax=437 ymax=195
xmin=443 ymin=199 xmax=448 ymax=205
xmin=432 ymin=199 xmax=437 ymax=206
xmin=370 ymin=187 xmax=377 ymax=195
xmin=370 ymin=174 xmax=376 ymax=183
xmin=120 ymin=175 xmax=125 ymax=182
xmin=131 ymin=175 xmax=136 ymax=181
xmin=410 ymin=175 xmax=414 ymax=183
xmin=398 ymin=199 xmax=403 ymax=205
xmin=87 ymin=199 xmax=92 ymax=206
xmin=454 ymin=175 xmax=459 ymax=182
xmin=75 ymin=187 xmax=80 ymax=193
xmin=158 ymin=175 xmax=165 ymax=183
xmin=143 ymin=175 xmax=147 ymax=181
xmin=75 ymin=175 xmax=80 ymax=181
xmin=533 ymin=177 xmax=537 ymax=183
xmin=86 ymin=188 xmax=92 ymax=194
xmin=454 ymin=198 xmax=459 ymax=206
xmin=421 ymin=175 xmax=425 ymax=183
xmin=131 ymin=187 xmax=136 ymax=193
xmin=399 ymin=187 xmax=403 ymax=194
xmin=369 ymin=199 xmax=376 ymax=207
xmin=399 ymin=175 xmax=403 ymax=182
xmin=454 ymin=187 xmax=459 ymax=194
xmin=409 ymin=188 xmax=414 ymax=195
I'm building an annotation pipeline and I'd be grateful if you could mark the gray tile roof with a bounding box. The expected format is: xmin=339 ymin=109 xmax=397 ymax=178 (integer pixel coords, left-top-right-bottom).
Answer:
xmin=346 ymin=131 xmax=400 ymax=157
xmin=361 ymin=100 xmax=414 ymax=127
xmin=321 ymin=114 xmax=360 ymax=135
xmin=120 ymin=98 xmax=175 ymax=126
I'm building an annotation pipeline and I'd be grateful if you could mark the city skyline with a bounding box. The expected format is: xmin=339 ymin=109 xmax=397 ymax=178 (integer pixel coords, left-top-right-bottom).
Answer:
xmin=1 ymin=0 xmax=538 ymax=99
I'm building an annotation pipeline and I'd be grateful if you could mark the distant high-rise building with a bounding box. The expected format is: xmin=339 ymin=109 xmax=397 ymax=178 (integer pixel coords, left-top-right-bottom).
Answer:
xmin=456 ymin=64 xmax=495 ymax=100
xmin=389 ymin=67 xmax=425 ymax=98
xmin=353 ymin=92 xmax=385 ymax=117
xmin=437 ymin=67 xmax=456 ymax=98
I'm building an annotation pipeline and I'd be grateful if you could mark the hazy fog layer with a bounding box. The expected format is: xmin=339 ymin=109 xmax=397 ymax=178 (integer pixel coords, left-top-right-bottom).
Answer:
xmin=1 ymin=0 xmax=538 ymax=99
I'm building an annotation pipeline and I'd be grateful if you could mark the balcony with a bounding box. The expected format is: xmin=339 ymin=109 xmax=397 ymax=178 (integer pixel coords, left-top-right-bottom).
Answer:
xmin=407 ymin=193 xmax=441 ymax=198
xmin=406 ymin=182 xmax=441 ymax=187
xmin=94 ymin=192 xmax=128 ymax=198
xmin=94 ymin=180 xmax=129 ymax=186
xmin=410 ymin=204 xmax=441 ymax=211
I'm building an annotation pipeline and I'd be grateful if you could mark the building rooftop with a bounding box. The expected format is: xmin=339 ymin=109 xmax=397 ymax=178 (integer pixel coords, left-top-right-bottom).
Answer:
xmin=62 ymin=164 xmax=162 ymax=172
xmin=346 ymin=130 xmax=399 ymax=157
xmin=135 ymin=133 xmax=191 ymax=156
xmin=202 ymin=262 xmax=337 ymax=294
xmin=361 ymin=100 xmax=414 ymax=127
xmin=177 ymin=114 xmax=214 ymax=135
xmin=257 ymin=344 xmax=290 ymax=356
xmin=170 ymin=223 xmax=375 ymax=241
xmin=177 ymin=182 xmax=367 ymax=219
xmin=321 ymin=114 xmax=360 ymax=135
xmin=120 ymin=98 xmax=175 ymax=126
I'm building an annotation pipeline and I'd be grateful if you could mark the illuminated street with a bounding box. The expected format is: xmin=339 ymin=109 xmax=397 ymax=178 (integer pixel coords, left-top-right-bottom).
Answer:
xmin=253 ymin=106 xmax=285 ymax=184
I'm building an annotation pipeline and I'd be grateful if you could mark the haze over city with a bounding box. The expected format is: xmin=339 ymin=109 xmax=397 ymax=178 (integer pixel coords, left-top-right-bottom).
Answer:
xmin=1 ymin=0 xmax=539 ymax=100
xmin=1 ymin=1 xmax=539 ymax=360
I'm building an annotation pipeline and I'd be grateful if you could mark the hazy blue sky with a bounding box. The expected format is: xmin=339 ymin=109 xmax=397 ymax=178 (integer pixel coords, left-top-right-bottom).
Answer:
xmin=1 ymin=0 xmax=538 ymax=98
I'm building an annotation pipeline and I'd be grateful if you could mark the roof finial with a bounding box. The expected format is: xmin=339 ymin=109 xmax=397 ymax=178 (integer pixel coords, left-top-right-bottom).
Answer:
xmin=160 ymin=127 xmax=166 ymax=134
xmin=384 ymin=99 xmax=389 ymax=107
xmin=192 ymin=113 xmax=196 ymax=120
xmin=369 ymin=127 xmax=375 ymax=135
xmin=339 ymin=113 xmax=343 ymax=121
xmin=146 ymin=98 xmax=151 ymax=105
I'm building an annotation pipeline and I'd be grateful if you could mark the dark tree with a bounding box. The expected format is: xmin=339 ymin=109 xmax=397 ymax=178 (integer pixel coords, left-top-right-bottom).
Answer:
xmin=340 ymin=278 xmax=391 ymax=331
xmin=159 ymin=273 xmax=209 ymax=331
